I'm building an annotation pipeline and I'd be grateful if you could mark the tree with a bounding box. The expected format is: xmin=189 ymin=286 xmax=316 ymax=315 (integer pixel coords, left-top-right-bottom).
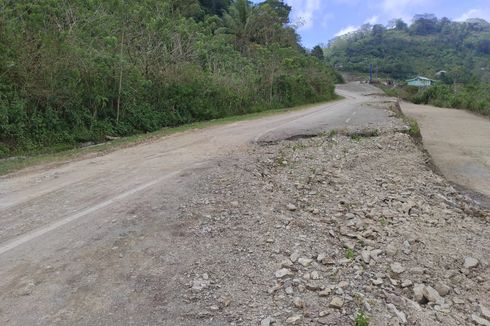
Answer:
xmin=222 ymin=0 xmax=254 ymax=51
xmin=410 ymin=14 xmax=439 ymax=35
xmin=258 ymin=0 xmax=291 ymax=24
xmin=372 ymin=24 xmax=386 ymax=39
xmin=394 ymin=19 xmax=408 ymax=31
xmin=199 ymin=0 xmax=231 ymax=16
xmin=311 ymin=45 xmax=324 ymax=60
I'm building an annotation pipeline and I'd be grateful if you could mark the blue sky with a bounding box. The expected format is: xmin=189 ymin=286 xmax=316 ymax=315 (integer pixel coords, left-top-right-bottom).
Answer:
xmin=252 ymin=0 xmax=490 ymax=48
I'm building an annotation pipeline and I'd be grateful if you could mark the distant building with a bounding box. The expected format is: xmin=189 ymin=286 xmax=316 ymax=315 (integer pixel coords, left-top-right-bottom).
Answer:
xmin=406 ymin=76 xmax=435 ymax=87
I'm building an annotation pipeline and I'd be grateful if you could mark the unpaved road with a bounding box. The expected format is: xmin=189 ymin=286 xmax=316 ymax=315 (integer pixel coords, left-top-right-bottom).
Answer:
xmin=0 ymin=83 xmax=403 ymax=325
xmin=401 ymin=102 xmax=490 ymax=203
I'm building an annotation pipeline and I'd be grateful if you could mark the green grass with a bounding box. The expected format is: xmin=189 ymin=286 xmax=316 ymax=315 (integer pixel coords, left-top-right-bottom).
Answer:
xmin=407 ymin=117 xmax=421 ymax=138
xmin=356 ymin=311 xmax=369 ymax=326
xmin=345 ymin=248 xmax=356 ymax=260
xmin=0 ymin=97 xmax=343 ymax=176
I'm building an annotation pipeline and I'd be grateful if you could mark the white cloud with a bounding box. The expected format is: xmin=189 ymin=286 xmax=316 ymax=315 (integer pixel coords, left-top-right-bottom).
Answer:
xmin=364 ymin=15 xmax=379 ymax=24
xmin=285 ymin=0 xmax=322 ymax=30
xmin=334 ymin=25 xmax=359 ymax=37
xmin=379 ymin=0 xmax=429 ymax=22
xmin=456 ymin=8 xmax=490 ymax=22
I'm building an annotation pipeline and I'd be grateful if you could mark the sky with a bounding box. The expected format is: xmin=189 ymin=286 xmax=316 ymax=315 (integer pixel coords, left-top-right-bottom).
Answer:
xmin=252 ymin=0 xmax=490 ymax=48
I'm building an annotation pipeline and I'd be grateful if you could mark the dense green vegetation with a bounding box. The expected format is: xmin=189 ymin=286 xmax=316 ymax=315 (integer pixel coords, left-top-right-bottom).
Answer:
xmin=0 ymin=0 xmax=339 ymax=158
xmin=383 ymin=82 xmax=490 ymax=116
xmin=325 ymin=15 xmax=490 ymax=116
xmin=325 ymin=15 xmax=490 ymax=82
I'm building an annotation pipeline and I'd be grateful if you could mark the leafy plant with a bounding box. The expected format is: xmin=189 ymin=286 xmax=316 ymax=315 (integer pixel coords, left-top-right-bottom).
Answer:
xmin=355 ymin=311 xmax=369 ymax=326
xmin=345 ymin=248 xmax=356 ymax=260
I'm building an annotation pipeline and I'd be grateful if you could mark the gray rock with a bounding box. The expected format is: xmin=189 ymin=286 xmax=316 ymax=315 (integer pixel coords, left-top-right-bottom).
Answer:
xmin=287 ymin=203 xmax=298 ymax=211
xmin=286 ymin=315 xmax=302 ymax=324
xmin=290 ymin=251 xmax=301 ymax=263
xmin=317 ymin=253 xmax=327 ymax=263
xmin=372 ymin=278 xmax=383 ymax=286
xmin=385 ymin=243 xmax=398 ymax=257
xmin=472 ymin=314 xmax=490 ymax=326
xmin=361 ymin=250 xmax=371 ymax=264
xmin=422 ymin=285 xmax=442 ymax=303
xmin=298 ymin=257 xmax=313 ymax=267
xmin=261 ymin=317 xmax=274 ymax=326
xmin=413 ymin=284 xmax=426 ymax=303
xmin=387 ymin=303 xmax=407 ymax=324
xmin=275 ymin=268 xmax=294 ymax=278
xmin=281 ymin=259 xmax=294 ymax=268
xmin=293 ymin=297 xmax=305 ymax=308
xmin=391 ymin=262 xmax=405 ymax=274
xmin=319 ymin=288 xmax=332 ymax=297
xmin=329 ymin=297 xmax=344 ymax=309
xmin=434 ymin=282 xmax=451 ymax=297
xmin=480 ymin=305 xmax=490 ymax=321
xmin=464 ymin=256 xmax=479 ymax=269
xmin=401 ymin=280 xmax=413 ymax=288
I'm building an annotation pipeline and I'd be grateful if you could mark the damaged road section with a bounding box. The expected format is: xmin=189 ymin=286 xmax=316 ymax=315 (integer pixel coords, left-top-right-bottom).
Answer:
xmin=180 ymin=128 xmax=489 ymax=325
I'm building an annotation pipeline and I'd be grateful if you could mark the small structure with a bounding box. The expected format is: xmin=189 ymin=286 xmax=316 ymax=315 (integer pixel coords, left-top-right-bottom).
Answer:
xmin=406 ymin=76 xmax=435 ymax=87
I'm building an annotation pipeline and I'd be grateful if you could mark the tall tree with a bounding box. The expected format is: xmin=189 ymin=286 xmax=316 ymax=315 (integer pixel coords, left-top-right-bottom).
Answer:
xmin=311 ymin=45 xmax=324 ymax=60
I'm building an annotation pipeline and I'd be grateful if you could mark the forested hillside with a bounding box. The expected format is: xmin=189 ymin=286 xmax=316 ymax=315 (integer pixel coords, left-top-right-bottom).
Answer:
xmin=325 ymin=15 xmax=490 ymax=83
xmin=325 ymin=15 xmax=490 ymax=116
xmin=0 ymin=0 xmax=339 ymax=157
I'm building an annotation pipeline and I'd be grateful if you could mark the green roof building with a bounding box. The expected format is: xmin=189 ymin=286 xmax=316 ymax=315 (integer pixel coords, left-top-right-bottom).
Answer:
xmin=406 ymin=76 xmax=436 ymax=87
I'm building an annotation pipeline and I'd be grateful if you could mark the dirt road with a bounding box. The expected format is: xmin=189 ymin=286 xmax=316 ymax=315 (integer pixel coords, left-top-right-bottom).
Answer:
xmin=401 ymin=102 xmax=490 ymax=203
xmin=0 ymin=83 xmax=402 ymax=325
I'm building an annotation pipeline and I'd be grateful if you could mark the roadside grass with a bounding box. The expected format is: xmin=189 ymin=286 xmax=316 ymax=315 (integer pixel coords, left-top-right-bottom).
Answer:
xmin=355 ymin=311 xmax=369 ymax=326
xmin=407 ymin=118 xmax=421 ymax=138
xmin=0 ymin=97 xmax=343 ymax=176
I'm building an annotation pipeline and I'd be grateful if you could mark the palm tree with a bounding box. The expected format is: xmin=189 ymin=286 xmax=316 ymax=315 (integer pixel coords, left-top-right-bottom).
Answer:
xmin=222 ymin=0 xmax=254 ymax=51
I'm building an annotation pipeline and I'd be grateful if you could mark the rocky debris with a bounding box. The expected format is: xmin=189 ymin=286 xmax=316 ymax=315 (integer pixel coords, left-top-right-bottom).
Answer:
xmin=261 ymin=317 xmax=275 ymax=326
xmin=480 ymin=305 xmax=490 ymax=321
xmin=422 ymin=285 xmax=442 ymax=303
xmin=286 ymin=315 xmax=302 ymax=324
xmin=472 ymin=314 xmax=490 ymax=326
xmin=434 ymin=282 xmax=451 ymax=297
xmin=297 ymin=257 xmax=313 ymax=267
xmin=390 ymin=262 xmax=405 ymax=275
xmin=178 ymin=127 xmax=490 ymax=325
xmin=329 ymin=297 xmax=344 ymax=309
xmin=293 ymin=297 xmax=305 ymax=309
xmin=191 ymin=276 xmax=210 ymax=293
xmin=387 ymin=303 xmax=407 ymax=324
xmin=401 ymin=279 xmax=413 ymax=288
xmin=275 ymin=268 xmax=293 ymax=278
xmin=464 ymin=256 xmax=480 ymax=269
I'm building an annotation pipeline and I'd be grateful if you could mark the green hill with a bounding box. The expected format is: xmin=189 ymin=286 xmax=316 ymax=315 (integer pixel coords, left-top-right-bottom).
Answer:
xmin=325 ymin=15 xmax=490 ymax=83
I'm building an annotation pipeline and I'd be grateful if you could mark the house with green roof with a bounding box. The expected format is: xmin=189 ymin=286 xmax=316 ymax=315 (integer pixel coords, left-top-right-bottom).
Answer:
xmin=406 ymin=76 xmax=436 ymax=87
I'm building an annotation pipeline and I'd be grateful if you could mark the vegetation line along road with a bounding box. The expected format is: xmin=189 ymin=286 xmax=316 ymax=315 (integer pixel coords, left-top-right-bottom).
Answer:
xmin=0 ymin=0 xmax=341 ymax=159
xmin=0 ymin=97 xmax=342 ymax=176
